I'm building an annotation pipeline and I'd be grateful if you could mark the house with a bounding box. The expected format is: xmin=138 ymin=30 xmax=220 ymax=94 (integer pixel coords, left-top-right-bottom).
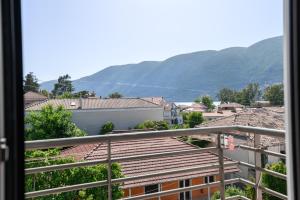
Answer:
xmin=61 ymin=137 xmax=239 ymax=200
xmin=184 ymin=103 xmax=208 ymax=113
xmin=25 ymin=98 xmax=164 ymax=135
xmin=142 ymin=97 xmax=182 ymax=125
xmin=24 ymin=91 xmax=48 ymax=107
xmin=218 ymin=103 xmax=244 ymax=112
xmin=197 ymin=107 xmax=285 ymax=178
xmin=202 ymin=111 xmax=235 ymax=121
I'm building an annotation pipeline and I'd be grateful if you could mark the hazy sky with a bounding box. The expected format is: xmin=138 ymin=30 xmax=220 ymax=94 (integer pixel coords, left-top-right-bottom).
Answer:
xmin=22 ymin=0 xmax=283 ymax=82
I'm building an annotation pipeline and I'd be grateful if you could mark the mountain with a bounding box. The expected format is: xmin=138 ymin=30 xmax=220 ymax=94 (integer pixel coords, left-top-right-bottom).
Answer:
xmin=41 ymin=36 xmax=283 ymax=101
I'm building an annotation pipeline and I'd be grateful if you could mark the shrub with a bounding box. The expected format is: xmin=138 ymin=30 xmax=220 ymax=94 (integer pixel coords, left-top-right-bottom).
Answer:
xmin=25 ymin=105 xmax=86 ymax=140
xmin=212 ymin=186 xmax=245 ymax=200
xmin=100 ymin=121 xmax=114 ymax=134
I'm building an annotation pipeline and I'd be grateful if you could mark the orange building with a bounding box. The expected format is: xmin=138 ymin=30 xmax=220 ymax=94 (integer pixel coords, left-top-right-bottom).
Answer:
xmin=62 ymin=137 xmax=239 ymax=200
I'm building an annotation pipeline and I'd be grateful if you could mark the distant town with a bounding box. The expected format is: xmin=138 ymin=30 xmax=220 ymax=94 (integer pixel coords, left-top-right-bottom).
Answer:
xmin=23 ymin=72 xmax=285 ymax=200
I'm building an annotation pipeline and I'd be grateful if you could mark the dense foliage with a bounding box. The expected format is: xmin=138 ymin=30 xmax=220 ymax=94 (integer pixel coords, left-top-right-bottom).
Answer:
xmin=25 ymin=149 xmax=123 ymax=200
xmin=217 ymin=83 xmax=261 ymax=106
xmin=24 ymin=72 xmax=40 ymax=93
xmin=25 ymin=105 xmax=86 ymax=140
xmin=100 ymin=121 xmax=115 ymax=134
xmin=212 ymin=186 xmax=246 ymax=200
xmin=108 ymin=92 xmax=123 ymax=98
xmin=201 ymin=95 xmax=215 ymax=111
xmin=184 ymin=112 xmax=204 ymax=128
xmin=135 ymin=120 xmax=169 ymax=130
xmin=262 ymin=161 xmax=287 ymax=200
xmin=263 ymin=83 xmax=284 ymax=106
xmin=52 ymin=74 xmax=74 ymax=96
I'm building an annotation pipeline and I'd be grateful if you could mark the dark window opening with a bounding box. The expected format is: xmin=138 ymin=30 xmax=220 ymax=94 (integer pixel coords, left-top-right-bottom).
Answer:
xmin=145 ymin=184 xmax=159 ymax=194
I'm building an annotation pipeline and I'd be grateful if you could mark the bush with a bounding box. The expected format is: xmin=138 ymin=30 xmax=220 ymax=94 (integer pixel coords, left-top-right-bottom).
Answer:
xmin=100 ymin=121 xmax=114 ymax=134
xmin=262 ymin=161 xmax=287 ymax=200
xmin=25 ymin=105 xmax=86 ymax=140
xmin=212 ymin=186 xmax=245 ymax=200
xmin=186 ymin=112 xmax=204 ymax=128
xmin=25 ymin=149 xmax=123 ymax=200
xmin=135 ymin=120 xmax=169 ymax=130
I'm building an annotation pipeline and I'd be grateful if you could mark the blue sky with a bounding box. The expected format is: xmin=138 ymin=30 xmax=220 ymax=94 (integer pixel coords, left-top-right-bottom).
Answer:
xmin=22 ymin=0 xmax=283 ymax=82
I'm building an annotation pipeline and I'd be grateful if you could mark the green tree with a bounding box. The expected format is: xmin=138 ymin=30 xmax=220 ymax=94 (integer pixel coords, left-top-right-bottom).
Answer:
xmin=40 ymin=89 xmax=50 ymax=97
xmin=52 ymin=74 xmax=74 ymax=96
xmin=201 ymin=95 xmax=215 ymax=111
xmin=238 ymin=83 xmax=261 ymax=106
xmin=186 ymin=112 xmax=204 ymax=128
xmin=135 ymin=120 xmax=169 ymax=130
xmin=101 ymin=121 xmax=115 ymax=134
xmin=212 ymin=186 xmax=246 ymax=200
xmin=217 ymin=88 xmax=237 ymax=103
xmin=262 ymin=161 xmax=287 ymax=200
xmin=25 ymin=105 xmax=86 ymax=140
xmin=25 ymin=149 xmax=123 ymax=200
xmin=24 ymin=72 xmax=40 ymax=93
xmin=263 ymin=83 xmax=284 ymax=106
xmin=194 ymin=97 xmax=201 ymax=103
xmin=108 ymin=92 xmax=123 ymax=98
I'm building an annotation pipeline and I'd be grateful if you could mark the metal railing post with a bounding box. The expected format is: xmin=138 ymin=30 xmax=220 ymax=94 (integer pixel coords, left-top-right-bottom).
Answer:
xmin=254 ymin=134 xmax=262 ymax=200
xmin=107 ymin=140 xmax=112 ymax=200
xmin=217 ymin=134 xmax=225 ymax=200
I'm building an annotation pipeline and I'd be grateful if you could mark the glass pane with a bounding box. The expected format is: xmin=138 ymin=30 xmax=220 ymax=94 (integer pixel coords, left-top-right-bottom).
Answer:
xmin=180 ymin=180 xmax=184 ymax=188
xmin=21 ymin=1 xmax=285 ymax=200
xmin=185 ymin=191 xmax=191 ymax=200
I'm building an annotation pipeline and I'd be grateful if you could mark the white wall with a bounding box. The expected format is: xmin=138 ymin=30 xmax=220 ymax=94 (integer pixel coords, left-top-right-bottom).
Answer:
xmin=72 ymin=108 xmax=164 ymax=135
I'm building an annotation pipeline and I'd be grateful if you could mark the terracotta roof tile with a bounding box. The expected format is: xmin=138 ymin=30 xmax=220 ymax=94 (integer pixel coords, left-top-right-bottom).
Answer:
xmin=26 ymin=98 xmax=162 ymax=111
xmin=61 ymin=137 xmax=239 ymax=188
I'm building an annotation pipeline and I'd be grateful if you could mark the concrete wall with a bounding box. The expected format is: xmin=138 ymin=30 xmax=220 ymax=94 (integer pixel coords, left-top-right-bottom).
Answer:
xmin=71 ymin=108 xmax=164 ymax=135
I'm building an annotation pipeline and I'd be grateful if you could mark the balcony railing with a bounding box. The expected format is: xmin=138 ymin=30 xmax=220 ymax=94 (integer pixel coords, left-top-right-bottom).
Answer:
xmin=24 ymin=125 xmax=286 ymax=200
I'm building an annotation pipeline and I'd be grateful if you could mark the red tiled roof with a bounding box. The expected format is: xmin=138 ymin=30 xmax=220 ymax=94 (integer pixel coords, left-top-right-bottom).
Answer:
xmin=26 ymin=98 xmax=161 ymax=111
xmin=61 ymin=137 xmax=239 ymax=188
xmin=198 ymin=107 xmax=285 ymax=147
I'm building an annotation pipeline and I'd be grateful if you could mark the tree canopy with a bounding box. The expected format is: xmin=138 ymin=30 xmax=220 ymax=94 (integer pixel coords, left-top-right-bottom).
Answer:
xmin=108 ymin=92 xmax=123 ymax=98
xmin=217 ymin=83 xmax=261 ymax=106
xmin=25 ymin=149 xmax=123 ymax=200
xmin=52 ymin=74 xmax=74 ymax=96
xmin=24 ymin=72 xmax=40 ymax=93
xmin=25 ymin=105 xmax=86 ymax=140
xmin=185 ymin=112 xmax=204 ymax=128
xmin=212 ymin=186 xmax=246 ymax=200
xmin=263 ymin=83 xmax=284 ymax=106
xmin=135 ymin=120 xmax=169 ymax=130
xmin=201 ymin=95 xmax=215 ymax=111
xmin=262 ymin=161 xmax=287 ymax=200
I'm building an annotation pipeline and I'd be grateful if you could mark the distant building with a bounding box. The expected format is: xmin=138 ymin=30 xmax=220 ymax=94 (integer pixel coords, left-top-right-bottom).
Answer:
xmin=142 ymin=97 xmax=182 ymax=124
xmin=197 ymin=107 xmax=285 ymax=178
xmin=252 ymin=100 xmax=271 ymax=107
xmin=218 ymin=103 xmax=244 ymax=112
xmin=25 ymin=98 xmax=164 ymax=135
xmin=24 ymin=91 xmax=48 ymax=107
xmin=202 ymin=111 xmax=235 ymax=121
xmin=62 ymin=137 xmax=239 ymax=200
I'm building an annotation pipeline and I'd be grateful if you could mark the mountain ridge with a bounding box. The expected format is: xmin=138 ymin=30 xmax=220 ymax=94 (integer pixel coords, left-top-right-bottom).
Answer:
xmin=41 ymin=36 xmax=283 ymax=101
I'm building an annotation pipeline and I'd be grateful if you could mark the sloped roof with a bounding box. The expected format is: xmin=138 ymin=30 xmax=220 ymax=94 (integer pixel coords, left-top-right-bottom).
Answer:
xmin=24 ymin=91 xmax=47 ymax=101
xmin=61 ymin=137 xmax=239 ymax=188
xmin=25 ymin=98 xmax=162 ymax=111
xmin=198 ymin=107 xmax=285 ymax=146
xmin=142 ymin=97 xmax=173 ymax=111
xmin=219 ymin=103 xmax=244 ymax=109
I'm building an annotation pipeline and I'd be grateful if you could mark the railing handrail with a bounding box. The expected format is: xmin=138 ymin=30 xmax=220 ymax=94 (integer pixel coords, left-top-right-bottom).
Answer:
xmin=24 ymin=126 xmax=287 ymax=200
xmin=25 ymin=125 xmax=285 ymax=150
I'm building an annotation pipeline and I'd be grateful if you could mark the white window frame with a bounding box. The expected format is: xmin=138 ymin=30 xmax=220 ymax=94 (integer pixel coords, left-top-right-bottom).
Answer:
xmin=178 ymin=179 xmax=192 ymax=200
